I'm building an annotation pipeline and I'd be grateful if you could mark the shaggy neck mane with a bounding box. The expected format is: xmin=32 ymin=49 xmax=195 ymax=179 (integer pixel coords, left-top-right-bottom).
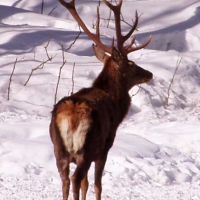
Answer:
xmin=92 ymin=59 xmax=131 ymax=122
xmin=92 ymin=60 xmax=128 ymax=100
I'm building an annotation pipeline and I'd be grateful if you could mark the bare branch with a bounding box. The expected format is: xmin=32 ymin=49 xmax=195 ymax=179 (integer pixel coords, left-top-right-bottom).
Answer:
xmin=7 ymin=58 xmax=18 ymax=100
xmin=65 ymin=26 xmax=82 ymax=51
xmin=101 ymin=16 xmax=133 ymax=28
xmin=41 ymin=0 xmax=44 ymax=14
xmin=71 ymin=63 xmax=75 ymax=95
xmin=24 ymin=62 xmax=44 ymax=86
xmin=54 ymin=45 xmax=67 ymax=105
xmin=48 ymin=6 xmax=57 ymax=16
xmin=24 ymin=37 xmax=56 ymax=86
xmin=44 ymin=35 xmax=52 ymax=60
xmin=107 ymin=0 xmax=112 ymax=28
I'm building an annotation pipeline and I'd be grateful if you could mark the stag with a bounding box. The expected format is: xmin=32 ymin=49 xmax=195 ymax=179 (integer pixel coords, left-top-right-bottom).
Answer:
xmin=50 ymin=0 xmax=153 ymax=199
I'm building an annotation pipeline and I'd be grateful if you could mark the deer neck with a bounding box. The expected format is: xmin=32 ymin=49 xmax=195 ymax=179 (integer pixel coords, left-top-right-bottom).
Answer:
xmin=92 ymin=63 xmax=130 ymax=102
xmin=92 ymin=64 xmax=131 ymax=124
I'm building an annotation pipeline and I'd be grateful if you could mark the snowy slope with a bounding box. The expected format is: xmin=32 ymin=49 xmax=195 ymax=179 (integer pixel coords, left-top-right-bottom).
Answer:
xmin=0 ymin=0 xmax=200 ymax=199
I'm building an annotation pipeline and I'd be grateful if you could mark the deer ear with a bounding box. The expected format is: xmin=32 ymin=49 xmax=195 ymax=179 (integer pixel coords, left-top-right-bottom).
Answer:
xmin=93 ymin=44 xmax=109 ymax=63
xmin=112 ymin=47 xmax=121 ymax=63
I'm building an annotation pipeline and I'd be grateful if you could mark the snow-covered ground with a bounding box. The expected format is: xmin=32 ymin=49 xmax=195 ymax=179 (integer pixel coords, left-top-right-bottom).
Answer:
xmin=0 ymin=0 xmax=200 ymax=199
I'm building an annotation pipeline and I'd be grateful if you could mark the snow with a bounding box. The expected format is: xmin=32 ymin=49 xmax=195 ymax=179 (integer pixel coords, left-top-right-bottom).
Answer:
xmin=0 ymin=0 xmax=200 ymax=199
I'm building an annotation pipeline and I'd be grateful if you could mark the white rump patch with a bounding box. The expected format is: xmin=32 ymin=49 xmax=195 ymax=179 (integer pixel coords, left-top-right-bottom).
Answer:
xmin=58 ymin=117 xmax=90 ymax=153
xmin=58 ymin=118 xmax=73 ymax=153
xmin=72 ymin=119 xmax=90 ymax=153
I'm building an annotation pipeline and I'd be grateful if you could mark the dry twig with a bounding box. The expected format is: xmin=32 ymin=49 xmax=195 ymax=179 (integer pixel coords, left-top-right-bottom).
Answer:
xmin=48 ymin=6 xmax=57 ymax=16
xmin=131 ymin=86 xmax=141 ymax=98
xmin=65 ymin=26 xmax=82 ymax=51
xmin=7 ymin=58 xmax=18 ymax=100
xmin=71 ymin=63 xmax=75 ymax=95
xmin=44 ymin=36 xmax=53 ymax=60
xmin=165 ymin=53 xmax=182 ymax=106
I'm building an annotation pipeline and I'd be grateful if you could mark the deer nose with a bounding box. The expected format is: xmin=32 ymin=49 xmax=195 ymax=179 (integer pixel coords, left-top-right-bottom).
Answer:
xmin=144 ymin=70 xmax=153 ymax=83
xmin=149 ymin=72 xmax=153 ymax=79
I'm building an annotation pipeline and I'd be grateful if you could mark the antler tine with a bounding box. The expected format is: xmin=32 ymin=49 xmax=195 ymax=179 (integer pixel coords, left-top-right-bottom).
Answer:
xmin=127 ymin=35 xmax=152 ymax=54
xmin=102 ymin=0 xmax=123 ymax=10
xmin=124 ymin=35 xmax=136 ymax=50
xmin=124 ymin=11 xmax=152 ymax=53
xmin=102 ymin=0 xmax=125 ymax=56
xmin=59 ymin=0 xmax=75 ymax=10
xmin=96 ymin=6 xmax=100 ymax=39
xmin=59 ymin=0 xmax=113 ymax=54
xmin=123 ymin=11 xmax=139 ymax=42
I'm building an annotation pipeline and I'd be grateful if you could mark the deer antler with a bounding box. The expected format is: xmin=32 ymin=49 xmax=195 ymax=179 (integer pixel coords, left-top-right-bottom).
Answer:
xmin=102 ymin=0 xmax=151 ymax=57
xmin=58 ymin=0 xmax=113 ymax=54
xmin=59 ymin=0 xmax=151 ymax=57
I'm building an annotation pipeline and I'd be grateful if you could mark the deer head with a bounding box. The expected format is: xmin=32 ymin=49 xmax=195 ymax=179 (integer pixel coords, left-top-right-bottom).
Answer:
xmin=50 ymin=1 xmax=153 ymax=200
xmin=93 ymin=44 xmax=152 ymax=91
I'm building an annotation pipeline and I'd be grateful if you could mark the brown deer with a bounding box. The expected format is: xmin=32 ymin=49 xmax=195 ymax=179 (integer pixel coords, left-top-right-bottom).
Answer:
xmin=50 ymin=0 xmax=153 ymax=199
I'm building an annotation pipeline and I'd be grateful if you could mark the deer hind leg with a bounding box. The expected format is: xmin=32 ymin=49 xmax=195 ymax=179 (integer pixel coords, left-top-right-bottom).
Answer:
xmin=81 ymin=174 xmax=89 ymax=200
xmin=56 ymin=159 xmax=70 ymax=200
xmin=94 ymin=153 xmax=108 ymax=200
xmin=71 ymin=162 xmax=91 ymax=200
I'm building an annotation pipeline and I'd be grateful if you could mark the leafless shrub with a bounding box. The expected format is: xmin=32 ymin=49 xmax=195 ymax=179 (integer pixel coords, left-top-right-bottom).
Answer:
xmin=24 ymin=37 xmax=56 ymax=86
xmin=165 ymin=53 xmax=182 ymax=106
